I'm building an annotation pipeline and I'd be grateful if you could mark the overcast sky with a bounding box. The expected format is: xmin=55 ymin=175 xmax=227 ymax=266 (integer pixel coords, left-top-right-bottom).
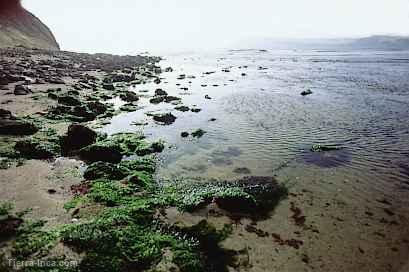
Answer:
xmin=23 ymin=0 xmax=409 ymax=54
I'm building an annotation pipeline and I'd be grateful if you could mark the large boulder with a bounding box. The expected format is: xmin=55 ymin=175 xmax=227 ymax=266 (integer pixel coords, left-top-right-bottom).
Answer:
xmin=61 ymin=124 xmax=97 ymax=155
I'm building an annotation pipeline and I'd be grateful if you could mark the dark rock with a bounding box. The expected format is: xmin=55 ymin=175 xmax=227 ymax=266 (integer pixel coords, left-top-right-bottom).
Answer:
xmin=0 ymin=109 xmax=12 ymax=119
xmin=164 ymin=96 xmax=181 ymax=103
xmin=57 ymin=95 xmax=82 ymax=106
xmin=216 ymin=176 xmax=288 ymax=215
xmin=301 ymin=89 xmax=313 ymax=96
xmin=205 ymin=95 xmax=212 ymax=99
xmin=14 ymin=84 xmax=31 ymax=95
xmin=152 ymin=113 xmax=177 ymax=125
xmin=153 ymin=78 xmax=161 ymax=84
xmin=310 ymin=144 xmax=341 ymax=152
xmin=47 ymin=77 xmax=65 ymax=84
xmin=192 ymin=129 xmax=206 ymax=138
xmin=0 ymin=216 xmax=23 ymax=238
xmin=164 ymin=67 xmax=173 ymax=72
xmin=209 ymin=118 xmax=217 ymax=122
xmin=149 ymin=96 xmax=165 ymax=104
xmin=61 ymin=124 xmax=97 ymax=154
xmin=191 ymin=108 xmax=201 ymax=113
xmin=79 ymin=144 xmax=123 ymax=164
xmin=119 ymin=91 xmax=139 ymax=102
xmin=102 ymin=83 xmax=115 ymax=91
xmin=14 ymin=138 xmax=59 ymax=159
xmin=181 ymin=132 xmax=189 ymax=138
xmin=0 ymin=117 xmax=38 ymax=136
xmin=155 ymin=89 xmax=168 ymax=96
xmin=174 ymin=106 xmax=190 ymax=112
xmin=233 ymin=167 xmax=251 ymax=174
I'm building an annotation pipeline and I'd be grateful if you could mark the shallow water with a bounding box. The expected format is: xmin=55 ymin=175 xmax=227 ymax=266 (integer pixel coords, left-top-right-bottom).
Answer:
xmin=102 ymin=49 xmax=409 ymax=189
xmin=99 ymin=49 xmax=409 ymax=271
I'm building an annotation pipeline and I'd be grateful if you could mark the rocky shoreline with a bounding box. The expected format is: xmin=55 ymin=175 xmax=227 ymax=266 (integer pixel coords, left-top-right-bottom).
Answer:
xmin=0 ymin=48 xmax=288 ymax=271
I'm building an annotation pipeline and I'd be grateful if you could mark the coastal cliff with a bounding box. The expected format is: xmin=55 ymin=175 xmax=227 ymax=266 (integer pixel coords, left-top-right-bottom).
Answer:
xmin=0 ymin=0 xmax=59 ymax=50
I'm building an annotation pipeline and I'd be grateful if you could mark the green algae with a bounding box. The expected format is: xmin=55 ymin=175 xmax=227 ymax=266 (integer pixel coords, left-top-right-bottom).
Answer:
xmin=12 ymin=220 xmax=58 ymax=260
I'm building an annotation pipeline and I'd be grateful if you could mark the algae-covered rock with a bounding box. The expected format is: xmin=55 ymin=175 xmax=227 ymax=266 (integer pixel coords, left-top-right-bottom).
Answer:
xmin=192 ymin=129 xmax=206 ymax=138
xmin=152 ymin=113 xmax=177 ymax=125
xmin=79 ymin=143 xmax=123 ymax=164
xmin=0 ymin=109 xmax=38 ymax=135
xmin=311 ymin=144 xmax=341 ymax=152
xmin=83 ymin=162 xmax=130 ymax=180
xmin=14 ymin=129 xmax=61 ymax=159
xmin=119 ymin=91 xmax=139 ymax=102
xmin=79 ymin=133 xmax=163 ymax=163
xmin=0 ymin=119 xmax=38 ymax=135
xmin=169 ymin=176 xmax=287 ymax=215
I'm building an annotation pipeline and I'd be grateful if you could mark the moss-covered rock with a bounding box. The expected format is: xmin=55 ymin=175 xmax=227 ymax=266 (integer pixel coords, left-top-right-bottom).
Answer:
xmin=83 ymin=162 xmax=130 ymax=181
xmin=14 ymin=128 xmax=61 ymax=159
xmin=311 ymin=144 xmax=341 ymax=152
xmin=0 ymin=109 xmax=38 ymax=135
xmin=192 ymin=129 xmax=206 ymax=138
xmin=79 ymin=143 xmax=123 ymax=164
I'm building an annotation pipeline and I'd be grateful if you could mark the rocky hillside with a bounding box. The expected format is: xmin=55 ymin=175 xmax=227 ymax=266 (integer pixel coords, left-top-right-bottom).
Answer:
xmin=0 ymin=0 xmax=59 ymax=50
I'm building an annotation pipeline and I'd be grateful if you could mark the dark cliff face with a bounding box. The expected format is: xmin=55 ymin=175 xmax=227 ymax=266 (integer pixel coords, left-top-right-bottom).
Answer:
xmin=0 ymin=0 xmax=60 ymax=50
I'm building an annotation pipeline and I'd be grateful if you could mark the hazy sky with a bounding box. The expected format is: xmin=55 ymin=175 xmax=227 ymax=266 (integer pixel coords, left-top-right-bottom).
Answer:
xmin=23 ymin=0 xmax=409 ymax=54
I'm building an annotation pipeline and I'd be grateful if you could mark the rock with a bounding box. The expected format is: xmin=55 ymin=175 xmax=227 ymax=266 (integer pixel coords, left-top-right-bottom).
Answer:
xmin=102 ymin=83 xmax=115 ymax=91
xmin=57 ymin=95 xmax=82 ymax=106
xmin=79 ymin=144 xmax=123 ymax=164
xmin=205 ymin=95 xmax=212 ymax=99
xmin=241 ymin=73 xmax=247 ymax=76
xmin=15 ymin=138 xmax=60 ymax=159
xmin=150 ymin=96 xmax=165 ymax=104
xmin=209 ymin=118 xmax=217 ymax=122
xmin=47 ymin=77 xmax=65 ymax=84
xmin=164 ymin=96 xmax=181 ymax=103
xmin=192 ymin=129 xmax=206 ymax=138
xmin=215 ymin=176 xmax=288 ymax=215
xmin=61 ymin=124 xmax=97 ymax=154
xmin=0 ymin=216 xmax=23 ymax=237
xmin=0 ymin=109 xmax=12 ymax=119
xmin=181 ymin=132 xmax=189 ymax=138
xmin=0 ymin=113 xmax=38 ymax=135
xmin=153 ymin=78 xmax=161 ymax=84
xmin=155 ymin=89 xmax=168 ymax=96
xmin=174 ymin=106 xmax=190 ymax=112
xmin=83 ymin=161 xmax=129 ymax=180
xmin=310 ymin=144 xmax=341 ymax=152
xmin=233 ymin=167 xmax=251 ymax=174
xmin=152 ymin=113 xmax=177 ymax=125
xmin=164 ymin=67 xmax=173 ymax=72
xmin=119 ymin=91 xmax=139 ymax=102
xmin=301 ymin=89 xmax=313 ymax=96
xmin=14 ymin=84 xmax=31 ymax=95
xmin=191 ymin=108 xmax=201 ymax=113
xmin=111 ymin=73 xmax=132 ymax=83
xmin=120 ymin=103 xmax=139 ymax=112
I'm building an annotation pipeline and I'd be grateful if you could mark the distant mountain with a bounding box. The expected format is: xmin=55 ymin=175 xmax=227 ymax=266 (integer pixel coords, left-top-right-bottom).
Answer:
xmin=347 ymin=35 xmax=409 ymax=50
xmin=238 ymin=35 xmax=409 ymax=51
xmin=0 ymin=0 xmax=59 ymax=50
